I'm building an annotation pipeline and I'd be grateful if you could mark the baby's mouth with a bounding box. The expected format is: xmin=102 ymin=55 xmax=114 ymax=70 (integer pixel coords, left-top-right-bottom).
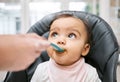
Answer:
xmin=55 ymin=48 xmax=66 ymax=54
xmin=50 ymin=43 xmax=65 ymax=52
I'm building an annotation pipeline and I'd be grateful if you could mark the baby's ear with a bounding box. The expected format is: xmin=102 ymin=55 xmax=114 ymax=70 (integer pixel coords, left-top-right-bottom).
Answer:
xmin=81 ymin=43 xmax=90 ymax=56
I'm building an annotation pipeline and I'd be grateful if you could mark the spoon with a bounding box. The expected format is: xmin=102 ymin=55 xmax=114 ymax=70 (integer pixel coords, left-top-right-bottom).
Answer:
xmin=50 ymin=43 xmax=64 ymax=52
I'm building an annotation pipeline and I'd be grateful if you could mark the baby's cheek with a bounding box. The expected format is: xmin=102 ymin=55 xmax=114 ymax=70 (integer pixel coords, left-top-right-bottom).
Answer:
xmin=47 ymin=47 xmax=53 ymax=57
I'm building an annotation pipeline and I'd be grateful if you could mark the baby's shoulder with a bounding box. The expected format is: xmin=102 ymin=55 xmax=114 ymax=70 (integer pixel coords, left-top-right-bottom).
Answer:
xmin=37 ymin=61 xmax=48 ymax=70
xmin=31 ymin=61 xmax=49 ymax=82
xmin=85 ymin=63 xmax=101 ymax=82
xmin=85 ymin=63 xmax=97 ymax=73
xmin=32 ymin=61 xmax=49 ymax=78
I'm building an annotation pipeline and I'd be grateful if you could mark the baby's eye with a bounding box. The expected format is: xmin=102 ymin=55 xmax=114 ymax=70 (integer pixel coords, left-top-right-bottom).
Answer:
xmin=68 ymin=33 xmax=76 ymax=39
xmin=51 ymin=32 xmax=58 ymax=38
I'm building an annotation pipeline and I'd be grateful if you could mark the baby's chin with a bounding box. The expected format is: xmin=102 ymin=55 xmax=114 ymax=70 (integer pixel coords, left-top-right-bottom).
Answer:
xmin=53 ymin=58 xmax=73 ymax=66
xmin=56 ymin=62 xmax=74 ymax=66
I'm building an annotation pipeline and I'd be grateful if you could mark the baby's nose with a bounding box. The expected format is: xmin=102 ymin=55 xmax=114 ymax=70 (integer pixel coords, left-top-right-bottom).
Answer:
xmin=57 ymin=38 xmax=66 ymax=45
xmin=57 ymin=41 xmax=65 ymax=44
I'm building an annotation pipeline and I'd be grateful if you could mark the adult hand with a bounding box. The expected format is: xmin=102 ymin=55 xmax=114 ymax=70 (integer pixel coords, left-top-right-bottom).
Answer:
xmin=0 ymin=33 xmax=50 ymax=71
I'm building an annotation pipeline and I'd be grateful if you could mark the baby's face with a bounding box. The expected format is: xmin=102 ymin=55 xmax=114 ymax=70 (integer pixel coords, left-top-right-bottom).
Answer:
xmin=47 ymin=17 xmax=90 ymax=66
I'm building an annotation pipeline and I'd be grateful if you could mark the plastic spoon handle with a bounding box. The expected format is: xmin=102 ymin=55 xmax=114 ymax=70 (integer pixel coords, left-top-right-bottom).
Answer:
xmin=50 ymin=43 xmax=64 ymax=52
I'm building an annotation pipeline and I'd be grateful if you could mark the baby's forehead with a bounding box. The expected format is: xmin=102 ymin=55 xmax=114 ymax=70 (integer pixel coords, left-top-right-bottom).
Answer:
xmin=54 ymin=16 xmax=82 ymax=21
xmin=52 ymin=16 xmax=84 ymax=25
xmin=52 ymin=17 xmax=86 ymax=29
xmin=50 ymin=18 xmax=88 ymax=34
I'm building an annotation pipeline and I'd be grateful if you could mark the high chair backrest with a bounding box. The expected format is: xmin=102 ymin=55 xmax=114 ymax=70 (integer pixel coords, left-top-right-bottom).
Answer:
xmin=4 ymin=11 xmax=120 ymax=82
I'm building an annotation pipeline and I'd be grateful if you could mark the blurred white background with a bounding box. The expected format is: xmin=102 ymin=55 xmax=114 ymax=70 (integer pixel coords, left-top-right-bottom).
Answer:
xmin=0 ymin=0 xmax=119 ymax=44
xmin=0 ymin=0 xmax=119 ymax=36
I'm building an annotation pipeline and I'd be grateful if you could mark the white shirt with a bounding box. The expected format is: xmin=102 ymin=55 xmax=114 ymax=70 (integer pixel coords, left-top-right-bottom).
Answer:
xmin=31 ymin=58 xmax=101 ymax=82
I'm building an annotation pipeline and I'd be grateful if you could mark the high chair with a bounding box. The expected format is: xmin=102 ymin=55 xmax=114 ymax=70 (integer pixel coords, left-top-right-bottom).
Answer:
xmin=4 ymin=11 xmax=120 ymax=82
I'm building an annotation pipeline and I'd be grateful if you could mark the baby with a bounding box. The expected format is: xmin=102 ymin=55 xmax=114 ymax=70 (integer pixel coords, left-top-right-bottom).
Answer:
xmin=31 ymin=14 xmax=101 ymax=82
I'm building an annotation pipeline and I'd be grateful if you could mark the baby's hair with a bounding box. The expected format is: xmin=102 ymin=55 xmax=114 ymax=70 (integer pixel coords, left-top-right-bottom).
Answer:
xmin=51 ymin=14 xmax=92 ymax=46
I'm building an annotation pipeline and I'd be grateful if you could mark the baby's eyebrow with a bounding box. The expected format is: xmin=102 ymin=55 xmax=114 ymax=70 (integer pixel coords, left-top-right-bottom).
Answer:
xmin=50 ymin=28 xmax=59 ymax=32
xmin=68 ymin=29 xmax=81 ymax=36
